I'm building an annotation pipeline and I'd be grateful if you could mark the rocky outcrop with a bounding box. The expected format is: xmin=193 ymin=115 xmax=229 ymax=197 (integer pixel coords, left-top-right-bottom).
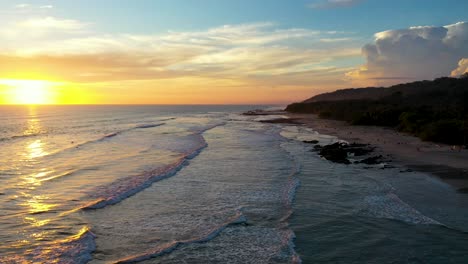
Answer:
xmin=312 ymin=142 xmax=387 ymax=166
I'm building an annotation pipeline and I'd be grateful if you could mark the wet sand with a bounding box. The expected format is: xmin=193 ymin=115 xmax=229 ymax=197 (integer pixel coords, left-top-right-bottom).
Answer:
xmin=286 ymin=113 xmax=468 ymax=191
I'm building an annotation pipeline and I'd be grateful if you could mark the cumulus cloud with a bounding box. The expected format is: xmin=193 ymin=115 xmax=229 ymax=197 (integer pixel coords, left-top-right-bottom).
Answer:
xmin=309 ymin=0 xmax=363 ymax=9
xmin=347 ymin=22 xmax=468 ymax=86
xmin=451 ymin=58 xmax=468 ymax=77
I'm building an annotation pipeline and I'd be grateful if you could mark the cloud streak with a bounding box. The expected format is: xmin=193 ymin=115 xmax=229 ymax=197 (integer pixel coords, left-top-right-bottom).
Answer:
xmin=0 ymin=19 xmax=359 ymax=85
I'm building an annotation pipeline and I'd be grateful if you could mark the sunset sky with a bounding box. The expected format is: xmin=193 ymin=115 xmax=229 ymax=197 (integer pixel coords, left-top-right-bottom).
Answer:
xmin=0 ymin=0 xmax=467 ymax=104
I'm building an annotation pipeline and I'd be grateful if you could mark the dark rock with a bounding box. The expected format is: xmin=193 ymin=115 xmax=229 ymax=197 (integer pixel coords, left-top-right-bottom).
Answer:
xmin=259 ymin=118 xmax=302 ymax=124
xmin=380 ymin=165 xmax=395 ymax=170
xmin=242 ymin=110 xmax=269 ymax=116
xmin=357 ymin=155 xmax=383 ymax=165
xmin=242 ymin=109 xmax=285 ymax=116
xmin=303 ymin=140 xmax=319 ymax=144
xmin=458 ymin=188 xmax=468 ymax=194
xmin=319 ymin=143 xmax=351 ymax=164
xmin=347 ymin=146 xmax=375 ymax=156
xmin=313 ymin=145 xmax=323 ymax=151
xmin=313 ymin=141 xmax=380 ymax=166
xmin=348 ymin=143 xmax=369 ymax=148
xmin=400 ymin=169 xmax=413 ymax=173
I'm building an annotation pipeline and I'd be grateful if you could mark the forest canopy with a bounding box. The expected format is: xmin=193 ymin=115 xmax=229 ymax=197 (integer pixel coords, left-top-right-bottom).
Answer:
xmin=286 ymin=77 xmax=468 ymax=145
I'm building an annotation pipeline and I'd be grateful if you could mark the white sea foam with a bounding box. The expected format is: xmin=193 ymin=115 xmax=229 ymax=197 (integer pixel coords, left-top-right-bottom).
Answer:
xmin=82 ymin=123 xmax=225 ymax=210
xmin=361 ymin=193 xmax=442 ymax=225
xmin=113 ymin=210 xmax=247 ymax=263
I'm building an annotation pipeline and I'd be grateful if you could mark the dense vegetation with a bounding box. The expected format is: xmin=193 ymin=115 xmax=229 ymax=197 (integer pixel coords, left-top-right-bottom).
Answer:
xmin=286 ymin=77 xmax=468 ymax=145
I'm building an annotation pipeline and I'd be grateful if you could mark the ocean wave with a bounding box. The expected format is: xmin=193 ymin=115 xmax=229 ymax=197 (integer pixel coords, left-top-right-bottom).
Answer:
xmin=82 ymin=123 xmax=225 ymax=210
xmin=82 ymin=156 xmax=192 ymax=210
xmin=360 ymin=193 xmax=442 ymax=225
xmin=0 ymin=227 xmax=96 ymax=264
xmin=283 ymin=229 xmax=302 ymax=264
xmin=80 ymin=122 xmax=166 ymax=146
xmin=157 ymin=117 xmax=177 ymax=122
xmin=37 ymin=170 xmax=77 ymax=183
xmin=280 ymin=149 xmax=302 ymax=264
xmin=134 ymin=123 xmax=165 ymax=129
xmin=42 ymin=122 xmax=167 ymax=159
xmin=0 ymin=133 xmax=43 ymax=143
xmin=113 ymin=210 xmax=247 ymax=264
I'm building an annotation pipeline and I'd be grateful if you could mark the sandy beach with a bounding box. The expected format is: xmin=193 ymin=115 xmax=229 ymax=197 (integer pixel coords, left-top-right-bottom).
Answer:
xmin=287 ymin=113 xmax=468 ymax=191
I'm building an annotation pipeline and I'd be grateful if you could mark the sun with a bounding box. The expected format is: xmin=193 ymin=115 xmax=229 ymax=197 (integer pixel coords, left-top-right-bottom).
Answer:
xmin=1 ymin=79 xmax=56 ymax=105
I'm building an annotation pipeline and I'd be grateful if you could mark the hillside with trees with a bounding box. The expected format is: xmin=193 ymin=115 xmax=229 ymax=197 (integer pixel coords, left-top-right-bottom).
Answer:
xmin=286 ymin=76 xmax=468 ymax=145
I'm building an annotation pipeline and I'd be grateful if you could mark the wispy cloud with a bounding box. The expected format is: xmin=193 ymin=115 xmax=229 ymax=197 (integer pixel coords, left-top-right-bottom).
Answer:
xmin=17 ymin=17 xmax=87 ymax=31
xmin=0 ymin=19 xmax=359 ymax=84
xmin=308 ymin=0 xmax=363 ymax=9
xmin=14 ymin=3 xmax=53 ymax=10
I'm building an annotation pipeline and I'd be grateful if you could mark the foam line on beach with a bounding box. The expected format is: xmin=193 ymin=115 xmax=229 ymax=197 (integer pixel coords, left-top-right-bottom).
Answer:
xmin=113 ymin=210 xmax=246 ymax=264
xmin=280 ymin=145 xmax=303 ymax=264
xmin=263 ymin=126 xmax=303 ymax=263
xmin=361 ymin=192 xmax=442 ymax=225
xmin=246 ymin=124 xmax=304 ymax=263
xmin=82 ymin=122 xmax=225 ymax=210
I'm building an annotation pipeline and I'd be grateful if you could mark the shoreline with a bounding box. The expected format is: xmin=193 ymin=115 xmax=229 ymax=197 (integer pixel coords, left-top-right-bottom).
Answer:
xmin=278 ymin=113 xmax=468 ymax=191
xmin=252 ymin=111 xmax=468 ymax=193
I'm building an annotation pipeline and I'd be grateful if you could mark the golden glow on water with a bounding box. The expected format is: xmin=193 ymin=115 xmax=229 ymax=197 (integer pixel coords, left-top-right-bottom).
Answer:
xmin=7 ymin=239 xmax=31 ymax=249
xmin=23 ymin=110 xmax=49 ymax=159
xmin=24 ymin=117 xmax=42 ymax=136
xmin=26 ymin=140 xmax=48 ymax=159
xmin=21 ymin=195 xmax=58 ymax=215
xmin=12 ymin=108 xmax=60 ymax=239
xmin=69 ymin=226 xmax=91 ymax=241
xmin=24 ymin=216 xmax=52 ymax=227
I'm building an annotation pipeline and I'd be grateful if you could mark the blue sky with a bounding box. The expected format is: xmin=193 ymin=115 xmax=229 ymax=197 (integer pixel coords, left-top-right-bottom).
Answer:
xmin=0 ymin=0 xmax=467 ymax=104
xmin=10 ymin=0 xmax=465 ymax=36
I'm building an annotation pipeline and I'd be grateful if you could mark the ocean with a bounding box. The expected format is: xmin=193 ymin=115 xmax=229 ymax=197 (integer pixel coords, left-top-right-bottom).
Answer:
xmin=0 ymin=105 xmax=468 ymax=263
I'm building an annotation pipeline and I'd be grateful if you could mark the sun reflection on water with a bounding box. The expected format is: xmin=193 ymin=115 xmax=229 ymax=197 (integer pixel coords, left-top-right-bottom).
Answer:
xmin=26 ymin=140 xmax=48 ymax=159
xmin=24 ymin=216 xmax=52 ymax=227
xmin=21 ymin=195 xmax=58 ymax=215
xmin=17 ymin=111 xmax=58 ymax=231
xmin=24 ymin=118 xmax=42 ymax=136
xmin=23 ymin=108 xmax=48 ymax=159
